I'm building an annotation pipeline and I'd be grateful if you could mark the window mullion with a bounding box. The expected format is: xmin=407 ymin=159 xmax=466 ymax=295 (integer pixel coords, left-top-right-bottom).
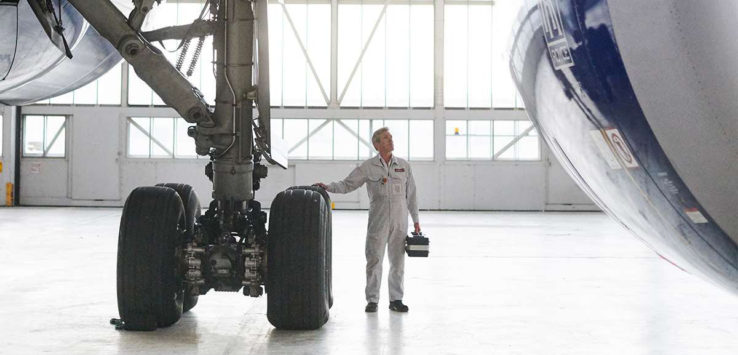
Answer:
xmin=489 ymin=3 xmax=493 ymax=108
xmin=149 ymin=117 xmax=153 ymax=158
xmin=384 ymin=2 xmax=388 ymax=108
xmin=407 ymin=0 xmax=411 ymax=107
xmin=489 ymin=119 xmax=493 ymax=160
xmin=172 ymin=118 xmax=177 ymax=159
xmin=465 ymin=0 xmax=469 ymax=109
xmin=42 ymin=116 xmax=48 ymax=157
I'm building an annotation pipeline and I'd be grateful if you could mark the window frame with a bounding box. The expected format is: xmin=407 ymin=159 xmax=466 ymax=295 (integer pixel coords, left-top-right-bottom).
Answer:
xmin=126 ymin=116 xmax=203 ymax=160
xmin=32 ymin=62 xmax=124 ymax=107
xmin=21 ymin=115 xmax=68 ymax=158
xmin=273 ymin=117 xmax=435 ymax=161
xmin=445 ymin=118 xmax=541 ymax=161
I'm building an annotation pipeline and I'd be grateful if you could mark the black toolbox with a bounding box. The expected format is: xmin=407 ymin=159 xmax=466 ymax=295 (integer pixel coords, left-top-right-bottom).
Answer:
xmin=405 ymin=232 xmax=429 ymax=257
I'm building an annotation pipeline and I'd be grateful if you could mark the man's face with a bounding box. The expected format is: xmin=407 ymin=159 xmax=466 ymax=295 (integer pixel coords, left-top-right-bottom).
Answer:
xmin=374 ymin=131 xmax=394 ymax=154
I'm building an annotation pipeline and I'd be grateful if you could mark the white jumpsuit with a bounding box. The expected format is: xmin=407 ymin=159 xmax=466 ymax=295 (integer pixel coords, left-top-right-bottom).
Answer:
xmin=327 ymin=154 xmax=419 ymax=303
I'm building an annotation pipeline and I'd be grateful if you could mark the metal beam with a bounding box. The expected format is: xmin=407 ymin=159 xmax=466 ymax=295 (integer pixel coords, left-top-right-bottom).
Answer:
xmin=43 ymin=120 xmax=65 ymax=157
xmin=334 ymin=119 xmax=373 ymax=150
xmin=434 ymin=0 xmax=444 ymax=109
xmin=142 ymin=20 xmax=215 ymax=42
xmin=67 ymin=0 xmax=214 ymax=127
xmin=493 ymin=124 xmax=535 ymax=160
xmin=255 ymin=0 xmax=280 ymax=166
xmin=288 ymin=118 xmax=332 ymax=153
xmin=329 ymin=0 xmax=338 ymax=107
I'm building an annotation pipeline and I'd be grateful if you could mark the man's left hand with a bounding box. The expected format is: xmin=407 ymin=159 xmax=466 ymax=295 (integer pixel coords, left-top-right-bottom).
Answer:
xmin=414 ymin=222 xmax=421 ymax=233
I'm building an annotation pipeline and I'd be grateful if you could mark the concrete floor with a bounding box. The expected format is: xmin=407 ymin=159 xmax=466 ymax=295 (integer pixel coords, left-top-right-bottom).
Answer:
xmin=1 ymin=208 xmax=737 ymax=354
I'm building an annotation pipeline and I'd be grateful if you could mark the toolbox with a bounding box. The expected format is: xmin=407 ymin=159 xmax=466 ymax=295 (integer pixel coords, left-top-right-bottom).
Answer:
xmin=405 ymin=232 xmax=429 ymax=257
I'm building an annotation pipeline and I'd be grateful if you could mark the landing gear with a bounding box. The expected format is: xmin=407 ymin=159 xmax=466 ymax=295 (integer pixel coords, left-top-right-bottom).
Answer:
xmin=66 ymin=0 xmax=332 ymax=330
xmin=115 ymin=183 xmax=333 ymax=330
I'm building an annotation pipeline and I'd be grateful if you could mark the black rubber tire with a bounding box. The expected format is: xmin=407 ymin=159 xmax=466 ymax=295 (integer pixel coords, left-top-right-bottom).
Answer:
xmin=267 ymin=189 xmax=330 ymax=330
xmin=117 ymin=186 xmax=186 ymax=330
xmin=288 ymin=185 xmax=333 ymax=309
xmin=156 ymin=183 xmax=201 ymax=313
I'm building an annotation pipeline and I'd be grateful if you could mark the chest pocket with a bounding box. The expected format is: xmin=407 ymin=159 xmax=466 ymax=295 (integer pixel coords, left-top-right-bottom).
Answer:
xmin=389 ymin=168 xmax=407 ymax=196
xmin=367 ymin=175 xmax=387 ymax=196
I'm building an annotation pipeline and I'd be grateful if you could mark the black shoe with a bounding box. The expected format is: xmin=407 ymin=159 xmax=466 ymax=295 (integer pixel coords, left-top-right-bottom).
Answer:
xmin=365 ymin=302 xmax=378 ymax=313
xmin=389 ymin=300 xmax=409 ymax=312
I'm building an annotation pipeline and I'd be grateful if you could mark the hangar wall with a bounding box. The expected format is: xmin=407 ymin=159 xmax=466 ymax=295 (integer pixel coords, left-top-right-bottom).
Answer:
xmin=0 ymin=106 xmax=16 ymax=205
xmin=14 ymin=105 xmax=596 ymax=211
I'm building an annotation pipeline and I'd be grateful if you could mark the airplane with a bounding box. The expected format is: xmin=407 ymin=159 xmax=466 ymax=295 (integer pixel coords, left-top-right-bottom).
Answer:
xmin=511 ymin=0 xmax=738 ymax=296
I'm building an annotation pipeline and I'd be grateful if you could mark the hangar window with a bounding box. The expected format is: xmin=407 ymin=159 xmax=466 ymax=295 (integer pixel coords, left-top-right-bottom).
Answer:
xmin=22 ymin=115 xmax=66 ymax=158
xmin=127 ymin=117 xmax=200 ymax=159
xmin=267 ymin=0 xmax=433 ymax=108
xmin=268 ymin=1 xmax=331 ymax=107
xmin=272 ymin=118 xmax=433 ymax=160
xmin=35 ymin=62 xmax=123 ymax=105
xmin=335 ymin=0 xmax=433 ymax=108
xmin=446 ymin=119 xmax=539 ymax=160
xmin=444 ymin=0 xmax=524 ymax=109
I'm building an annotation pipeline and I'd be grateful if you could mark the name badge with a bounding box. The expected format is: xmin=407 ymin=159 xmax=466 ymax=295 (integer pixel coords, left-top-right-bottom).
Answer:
xmin=394 ymin=168 xmax=405 ymax=172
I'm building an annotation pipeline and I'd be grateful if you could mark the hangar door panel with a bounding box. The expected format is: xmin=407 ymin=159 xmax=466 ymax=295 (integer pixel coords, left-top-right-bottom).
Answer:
xmin=72 ymin=115 xmax=120 ymax=200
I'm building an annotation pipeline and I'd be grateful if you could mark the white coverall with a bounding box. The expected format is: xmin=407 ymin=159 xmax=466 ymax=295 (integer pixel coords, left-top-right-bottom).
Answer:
xmin=327 ymin=154 xmax=419 ymax=303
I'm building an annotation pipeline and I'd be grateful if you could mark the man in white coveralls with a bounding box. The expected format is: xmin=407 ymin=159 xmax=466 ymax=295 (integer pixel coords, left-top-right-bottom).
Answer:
xmin=315 ymin=127 xmax=420 ymax=313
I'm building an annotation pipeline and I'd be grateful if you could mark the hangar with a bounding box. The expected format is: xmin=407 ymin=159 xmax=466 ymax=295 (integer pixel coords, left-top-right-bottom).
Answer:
xmin=1 ymin=0 xmax=737 ymax=353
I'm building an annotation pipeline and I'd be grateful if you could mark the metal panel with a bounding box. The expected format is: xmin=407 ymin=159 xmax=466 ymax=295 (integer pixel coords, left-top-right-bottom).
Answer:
xmin=71 ymin=113 xmax=119 ymax=200
xmin=20 ymin=158 xmax=68 ymax=200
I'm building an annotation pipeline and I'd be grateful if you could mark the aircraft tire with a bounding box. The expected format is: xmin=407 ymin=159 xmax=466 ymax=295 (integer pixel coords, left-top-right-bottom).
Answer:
xmin=267 ymin=189 xmax=330 ymax=330
xmin=287 ymin=185 xmax=333 ymax=309
xmin=156 ymin=183 xmax=201 ymax=313
xmin=117 ymin=186 xmax=185 ymax=330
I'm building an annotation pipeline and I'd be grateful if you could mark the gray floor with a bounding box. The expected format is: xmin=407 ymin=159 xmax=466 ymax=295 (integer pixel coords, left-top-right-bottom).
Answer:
xmin=1 ymin=208 xmax=737 ymax=354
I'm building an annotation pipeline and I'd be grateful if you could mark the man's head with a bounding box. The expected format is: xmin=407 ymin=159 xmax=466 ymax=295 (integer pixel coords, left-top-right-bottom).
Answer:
xmin=372 ymin=127 xmax=394 ymax=155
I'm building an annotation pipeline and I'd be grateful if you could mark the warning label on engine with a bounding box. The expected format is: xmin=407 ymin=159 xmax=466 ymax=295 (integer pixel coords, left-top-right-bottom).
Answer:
xmin=538 ymin=0 xmax=575 ymax=70
xmin=685 ymin=208 xmax=708 ymax=224
xmin=589 ymin=129 xmax=639 ymax=169
xmin=605 ymin=128 xmax=639 ymax=169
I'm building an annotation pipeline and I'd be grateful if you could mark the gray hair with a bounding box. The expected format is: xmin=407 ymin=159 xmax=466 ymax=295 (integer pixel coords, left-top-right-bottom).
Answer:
xmin=372 ymin=127 xmax=390 ymax=145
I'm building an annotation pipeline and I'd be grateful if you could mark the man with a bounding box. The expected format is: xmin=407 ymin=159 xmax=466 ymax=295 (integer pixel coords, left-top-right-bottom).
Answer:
xmin=316 ymin=127 xmax=420 ymax=313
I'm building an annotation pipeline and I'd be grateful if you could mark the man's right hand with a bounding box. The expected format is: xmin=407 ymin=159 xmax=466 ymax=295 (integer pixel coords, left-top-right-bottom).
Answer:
xmin=314 ymin=183 xmax=328 ymax=190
